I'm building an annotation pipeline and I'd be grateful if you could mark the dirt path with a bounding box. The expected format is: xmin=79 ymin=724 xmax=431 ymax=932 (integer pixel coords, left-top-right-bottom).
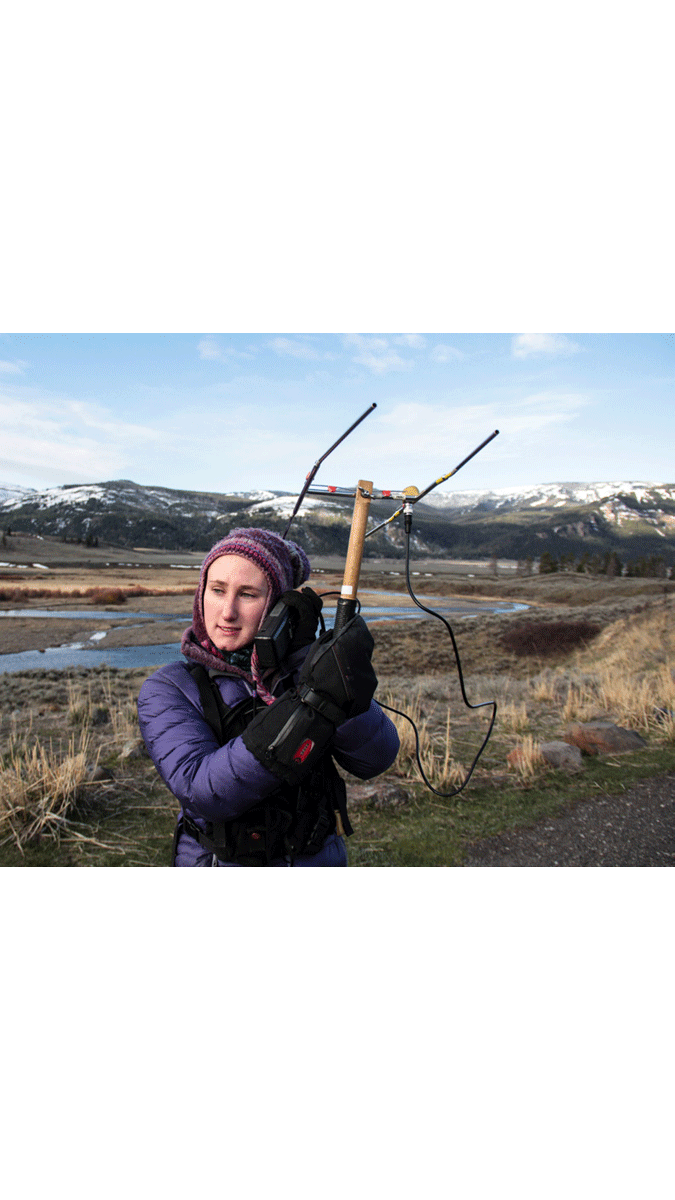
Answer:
xmin=462 ymin=773 xmax=675 ymax=867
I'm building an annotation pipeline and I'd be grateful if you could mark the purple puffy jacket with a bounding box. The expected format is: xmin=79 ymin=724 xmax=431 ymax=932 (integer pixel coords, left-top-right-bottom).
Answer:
xmin=137 ymin=653 xmax=399 ymax=867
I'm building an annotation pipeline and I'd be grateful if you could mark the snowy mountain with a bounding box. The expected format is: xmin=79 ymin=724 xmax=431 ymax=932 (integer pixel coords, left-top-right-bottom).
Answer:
xmin=424 ymin=481 xmax=675 ymax=512
xmin=0 ymin=482 xmax=36 ymax=505
xmin=2 ymin=478 xmax=675 ymax=564
xmin=0 ymin=480 xmax=348 ymax=555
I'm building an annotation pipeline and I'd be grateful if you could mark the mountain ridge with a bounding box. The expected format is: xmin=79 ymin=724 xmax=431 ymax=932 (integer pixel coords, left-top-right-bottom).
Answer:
xmin=2 ymin=478 xmax=675 ymax=565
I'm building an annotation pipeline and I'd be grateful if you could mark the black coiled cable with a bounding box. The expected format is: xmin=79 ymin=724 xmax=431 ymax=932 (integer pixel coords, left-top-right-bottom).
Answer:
xmin=377 ymin=521 xmax=498 ymax=798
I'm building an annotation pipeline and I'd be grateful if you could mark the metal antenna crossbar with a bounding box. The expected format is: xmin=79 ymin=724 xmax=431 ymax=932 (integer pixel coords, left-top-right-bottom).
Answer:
xmin=306 ymin=429 xmax=499 ymax=537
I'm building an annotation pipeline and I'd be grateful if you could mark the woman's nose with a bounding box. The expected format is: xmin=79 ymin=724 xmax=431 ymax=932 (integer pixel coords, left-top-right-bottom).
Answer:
xmin=220 ymin=591 xmax=238 ymax=620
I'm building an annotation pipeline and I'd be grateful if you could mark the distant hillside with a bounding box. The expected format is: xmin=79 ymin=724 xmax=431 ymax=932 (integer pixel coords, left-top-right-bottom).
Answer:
xmin=2 ymin=478 xmax=675 ymax=568
xmin=0 ymin=483 xmax=36 ymax=505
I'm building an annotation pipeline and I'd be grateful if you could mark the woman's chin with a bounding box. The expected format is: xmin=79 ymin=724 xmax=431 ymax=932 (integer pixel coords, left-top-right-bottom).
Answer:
xmin=214 ymin=632 xmax=245 ymax=652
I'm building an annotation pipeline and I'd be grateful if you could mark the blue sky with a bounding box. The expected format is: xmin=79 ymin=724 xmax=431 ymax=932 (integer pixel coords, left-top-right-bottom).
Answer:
xmin=1 ymin=332 xmax=673 ymax=496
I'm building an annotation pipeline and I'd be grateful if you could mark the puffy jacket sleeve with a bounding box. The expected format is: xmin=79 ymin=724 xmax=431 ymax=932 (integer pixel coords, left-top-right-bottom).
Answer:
xmin=331 ymin=700 xmax=399 ymax=779
xmin=137 ymin=665 xmax=283 ymax=823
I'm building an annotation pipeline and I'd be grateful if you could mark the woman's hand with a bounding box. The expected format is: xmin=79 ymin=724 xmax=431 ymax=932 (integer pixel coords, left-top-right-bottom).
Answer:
xmin=298 ymin=614 xmax=377 ymax=718
xmin=242 ymin=615 xmax=378 ymax=784
xmin=280 ymin=586 xmax=323 ymax=650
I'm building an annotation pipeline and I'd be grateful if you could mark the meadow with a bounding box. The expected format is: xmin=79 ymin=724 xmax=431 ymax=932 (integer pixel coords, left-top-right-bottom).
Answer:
xmin=1 ymin=566 xmax=674 ymax=866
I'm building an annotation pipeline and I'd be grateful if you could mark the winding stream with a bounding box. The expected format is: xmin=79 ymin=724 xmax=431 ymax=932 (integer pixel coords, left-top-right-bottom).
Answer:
xmin=0 ymin=594 xmax=528 ymax=674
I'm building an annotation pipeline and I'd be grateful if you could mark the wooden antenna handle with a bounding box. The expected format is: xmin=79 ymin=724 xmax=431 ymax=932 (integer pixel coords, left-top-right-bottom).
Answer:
xmin=334 ymin=479 xmax=372 ymax=634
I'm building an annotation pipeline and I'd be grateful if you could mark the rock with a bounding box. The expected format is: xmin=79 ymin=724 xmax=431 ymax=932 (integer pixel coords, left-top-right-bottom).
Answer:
xmin=539 ymin=741 xmax=583 ymax=772
xmin=346 ymin=781 xmax=410 ymax=809
xmin=119 ymin=738 xmax=149 ymax=761
xmin=87 ymin=763 xmax=115 ymax=782
xmin=564 ymin=721 xmax=648 ymax=756
xmin=372 ymin=783 xmax=410 ymax=811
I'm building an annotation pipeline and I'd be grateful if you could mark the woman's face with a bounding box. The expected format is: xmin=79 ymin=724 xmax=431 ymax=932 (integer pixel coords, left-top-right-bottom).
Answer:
xmin=203 ymin=555 xmax=270 ymax=653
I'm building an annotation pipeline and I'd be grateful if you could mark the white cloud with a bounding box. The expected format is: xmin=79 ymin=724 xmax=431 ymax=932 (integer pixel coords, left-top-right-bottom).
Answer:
xmin=197 ymin=337 xmax=254 ymax=361
xmin=350 ymin=391 xmax=590 ymax=485
xmin=0 ymin=389 xmax=171 ymax=483
xmin=355 ymin=350 xmax=413 ymax=375
xmin=431 ymin=344 xmax=464 ymax=364
xmin=268 ymin=337 xmax=339 ymax=362
xmin=394 ymin=334 xmax=426 ymax=349
xmin=512 ymin=333 xmax=582 ymax=358
xmin=268 ymin=337 xmax=318 ymax=360
xmin=198 ymin=337 xmax=224 ymax=360
xmin=343 ymin=333 xmax=413 ymax=375
xmin=353 ymin=349 xmax=414 ymax=375
xmin=343 ymin=334 xmax=389 ymax=352
xmin=513 ymin=390 xmax=589 ymax=415
xmin=0 ymin=359 xmax=28 ymax=374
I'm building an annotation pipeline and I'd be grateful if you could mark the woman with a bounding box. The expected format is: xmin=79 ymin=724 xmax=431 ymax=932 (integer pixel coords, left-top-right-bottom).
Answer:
xmin=137 ymin=528 xmax=399 ymax=866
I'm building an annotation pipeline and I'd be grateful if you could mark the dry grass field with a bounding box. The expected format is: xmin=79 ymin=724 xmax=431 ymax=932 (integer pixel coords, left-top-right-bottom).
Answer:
xmin=1 ymin=541 xmax=674 ymax=866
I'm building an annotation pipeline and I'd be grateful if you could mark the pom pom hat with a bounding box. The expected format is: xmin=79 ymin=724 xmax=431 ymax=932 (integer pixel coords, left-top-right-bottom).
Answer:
xmin=181 ymin=528 xmax=311 ymax=698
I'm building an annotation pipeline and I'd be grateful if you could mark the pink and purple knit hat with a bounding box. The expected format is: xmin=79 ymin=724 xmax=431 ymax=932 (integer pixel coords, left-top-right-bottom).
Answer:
xmin=191 ymin=527 xmax=311 ymax=647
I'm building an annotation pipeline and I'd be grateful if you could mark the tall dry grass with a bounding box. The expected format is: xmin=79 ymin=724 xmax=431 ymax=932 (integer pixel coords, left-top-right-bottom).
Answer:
xmin=423 ymin=708 xmax=466 ymax=790
xmin=561 ymin=664 xmax=675 ymax=736
xmin=0 ymin=584 xmax=194 ymax=603
xmin=498 ymin=699 xmax=529 ymax=732
xmin=102 ymin=675 xmax=139 ymax=747
xmin=559 ymin=607 xmax=675 ymax=738
xmin=380 ymin=688 xmax=465 ymax=789
xmin=0 ymin=729 xmax=95 ymax=850
xmin=67 ymin=673 xmax=139 ymax=749
xmin=508 ymin=735 xmax=547 ymax=779
xmin=529 ymin=669 xmax=565 ymax=704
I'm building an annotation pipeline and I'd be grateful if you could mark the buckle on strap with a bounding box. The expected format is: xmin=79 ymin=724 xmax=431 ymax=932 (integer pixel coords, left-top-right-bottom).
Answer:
xmin=297 ymin=685 xmax=344 ymax=727
xmin=182 ymin=812 xmax=214 ymax=847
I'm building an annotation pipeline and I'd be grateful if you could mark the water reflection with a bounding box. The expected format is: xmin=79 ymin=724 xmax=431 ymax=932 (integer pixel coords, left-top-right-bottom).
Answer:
xmin=0 ymin=598 xmax=528 ymax=673
xmin=0 ymin=608 xmax=188 ymax=621
xmin=0 ymin=643 xmax=186 ymax=673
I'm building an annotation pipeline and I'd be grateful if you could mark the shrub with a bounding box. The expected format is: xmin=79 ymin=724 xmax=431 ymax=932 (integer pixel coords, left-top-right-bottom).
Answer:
xmin=87 ymin=588 xmax=127 ymax=605
xmin=0 ymin=583 xmax=191 ymax=604
xmin=501 ymin=620 xmax=601 ymax=658
xmin=380 ymin=689 xmax=464 ymax=790
xmin=507 ymin=735 xmax=547 ymax=779
xmin=0 ymin=731 xmax=94 ymax=850
xmin=498 ymin=699 xmax=529 ymax=731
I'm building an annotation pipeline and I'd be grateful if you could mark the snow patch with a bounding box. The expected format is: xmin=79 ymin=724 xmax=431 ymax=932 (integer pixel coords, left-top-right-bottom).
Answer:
xmin=0 ymin=483 xmax=36 ymax=505
xmin=247 ymin=494 xmax=338 ymax=517
xmin=423 ymin=481 xmax=675 ymax=512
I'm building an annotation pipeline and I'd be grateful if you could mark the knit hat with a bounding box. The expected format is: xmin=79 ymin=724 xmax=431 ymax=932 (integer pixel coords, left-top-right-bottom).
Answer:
xmin=194 ymin=527 xmax=310 ymax=627
xmin=181 ymin=527 xmax=311 ymax=699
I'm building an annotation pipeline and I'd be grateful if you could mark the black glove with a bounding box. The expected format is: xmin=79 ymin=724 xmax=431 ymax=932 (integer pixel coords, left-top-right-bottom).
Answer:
xmin=255 ymin=587 xmax=323 ymax=670
xmin=280 ymin=587 xmax=324 ymax=651
xmin=298 ymin=614 xmax=377 ymax=719
xmin=242 ymin=689 xmax=337 ymax=785
xmin=242 ymin=615 xmax=377 ymax=785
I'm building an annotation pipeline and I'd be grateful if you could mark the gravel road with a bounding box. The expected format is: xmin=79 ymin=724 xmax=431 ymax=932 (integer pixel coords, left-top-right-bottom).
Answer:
xmin=463 ymin=773 xmax=675 ymax=867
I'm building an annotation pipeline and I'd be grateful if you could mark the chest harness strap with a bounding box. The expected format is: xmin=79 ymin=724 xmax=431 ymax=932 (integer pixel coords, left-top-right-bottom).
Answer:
xmin=179 ymin=664 xmax=352 ymax=866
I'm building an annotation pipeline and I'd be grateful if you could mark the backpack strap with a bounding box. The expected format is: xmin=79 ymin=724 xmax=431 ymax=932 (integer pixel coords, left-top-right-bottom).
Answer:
xmin=187 ymin=663 xmax=224 ymax=740
xmin=187 ymin=662 xmax=261 ymax=741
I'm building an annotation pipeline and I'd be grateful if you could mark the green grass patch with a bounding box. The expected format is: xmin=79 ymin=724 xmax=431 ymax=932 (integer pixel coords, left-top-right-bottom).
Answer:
xmin=3 ymin=746 xmax=674 ymax=868
xmin=345 ymin=744 xmax=675 ymax=867
xmin=0 ymin=756 xmax=178 ymax=868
